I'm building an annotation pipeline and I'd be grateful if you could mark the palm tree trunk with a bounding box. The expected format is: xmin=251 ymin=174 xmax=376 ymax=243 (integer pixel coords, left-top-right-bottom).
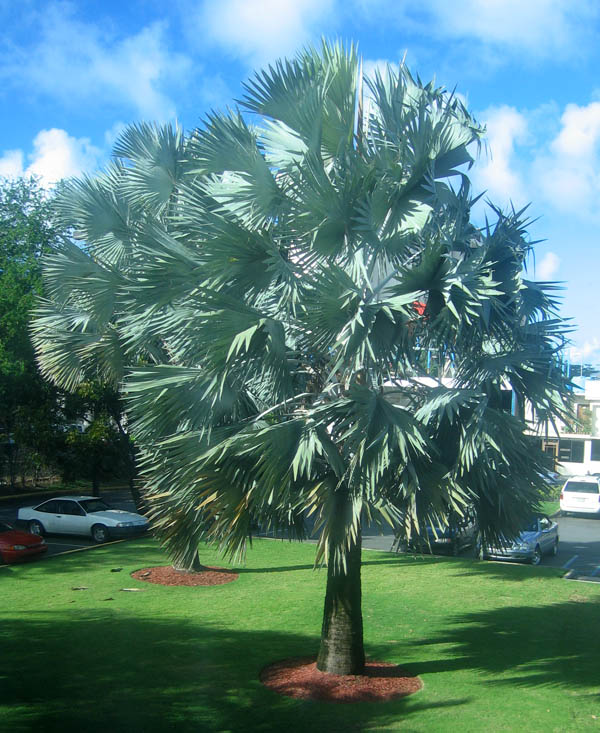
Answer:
xmin=173 ymin=550 xmax=208 ymax=573
xmin=128 ymin=475 xmax=142 ymax=510
xmin=112 ymin=413 xmax=143 ymax=511
xmin=173 ymin=550 xmax=205 ymax=573
xmin=91 ymin=465 xmax=100 ymax=497
xmin=316 ymin=528 xmax=365 ymax=675
xmin=7 ymin=431 xmax=17 ymax=490
xmin=189 ymin=551 xmax=204 ymax=572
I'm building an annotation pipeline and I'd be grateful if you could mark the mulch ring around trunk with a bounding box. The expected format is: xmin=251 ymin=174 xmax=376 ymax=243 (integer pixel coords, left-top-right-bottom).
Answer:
xmin=131 ymin=565 xmax=239 ymax=586
xmin=260 ymin=657 xmax=423 ymax=703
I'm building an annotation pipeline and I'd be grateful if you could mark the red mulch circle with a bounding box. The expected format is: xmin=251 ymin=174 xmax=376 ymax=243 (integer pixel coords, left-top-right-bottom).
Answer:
xmin=260 ymin=657 xmax=423 ymax=703
xmin=131 ymin=565 xmax=239 ymax=586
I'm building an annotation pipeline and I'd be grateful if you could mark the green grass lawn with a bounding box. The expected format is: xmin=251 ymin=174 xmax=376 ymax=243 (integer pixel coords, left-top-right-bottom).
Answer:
xmin=2 ymin=538 xmax=600 ymax=733
xmin=540 ymin=499 xmax=560 ymax=516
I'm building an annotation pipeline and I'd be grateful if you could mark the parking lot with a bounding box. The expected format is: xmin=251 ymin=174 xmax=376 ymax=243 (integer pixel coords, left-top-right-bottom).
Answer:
xmin=546 ymin=514 xmax=600 ymax=579
xmin=2 ymin=491 xmax=600 ymax=578
xmin=361 ymin=512 xmax=600 ymax=580
xmin=0 ymin=490 xmax=141 ymax=559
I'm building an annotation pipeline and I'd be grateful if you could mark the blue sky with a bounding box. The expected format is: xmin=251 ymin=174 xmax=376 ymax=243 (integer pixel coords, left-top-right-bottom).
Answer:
xmin=1 ymin=0 xmax=599 ymax=363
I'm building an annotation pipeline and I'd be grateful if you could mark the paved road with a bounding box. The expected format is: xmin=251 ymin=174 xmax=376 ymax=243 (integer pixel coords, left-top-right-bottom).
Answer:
xmin=2 ymin=490 xmax=600 ymax=578
xmin=547 ymin=514 xmax=600 ymax=578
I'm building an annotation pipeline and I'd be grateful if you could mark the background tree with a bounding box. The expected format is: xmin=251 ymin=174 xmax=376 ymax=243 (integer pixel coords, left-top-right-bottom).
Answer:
xmin=0 ymin=177 xmax=136 ymax=496
xmin=32 ymin=43 xmax=571 ymax=675
xmin=0 ymin=178 xmax=66 ymax=489
xmin=60 ymin=381 xmax=139 ymax=502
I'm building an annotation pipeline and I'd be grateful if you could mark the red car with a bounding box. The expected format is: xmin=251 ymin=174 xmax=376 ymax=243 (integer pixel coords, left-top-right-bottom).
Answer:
xmin=0 ymin=521 xmax=48 ymax=563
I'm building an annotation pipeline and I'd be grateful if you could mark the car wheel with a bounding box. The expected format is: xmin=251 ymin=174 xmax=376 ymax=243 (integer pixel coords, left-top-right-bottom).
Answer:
xmin=552 ymin=539 xmax=559 ymax=556
xmin=530 ymin=545 xmax=542 ymax=566
xmin=91 ymin=524 xmax=109 ymax=543
xmin=28 ymin=520 xmax=44 ymax=536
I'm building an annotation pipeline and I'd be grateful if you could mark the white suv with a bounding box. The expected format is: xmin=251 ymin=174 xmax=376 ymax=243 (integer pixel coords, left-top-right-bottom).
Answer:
xmin=560 ymin=476 xmax=600 ymax=516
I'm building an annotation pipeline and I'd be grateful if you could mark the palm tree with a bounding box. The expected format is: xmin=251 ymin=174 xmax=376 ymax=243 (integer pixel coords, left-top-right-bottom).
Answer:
xmin=32 ymin=42 xmax=570 ymax=675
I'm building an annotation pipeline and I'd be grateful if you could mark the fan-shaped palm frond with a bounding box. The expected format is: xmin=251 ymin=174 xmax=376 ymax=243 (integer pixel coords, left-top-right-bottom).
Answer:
xmin=33 ymin=41 xmax=571 ymax=676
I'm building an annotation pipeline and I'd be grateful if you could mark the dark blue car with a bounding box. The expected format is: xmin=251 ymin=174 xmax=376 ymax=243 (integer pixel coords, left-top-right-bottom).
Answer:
xmin=399 ymin=511 xmax=479 ymax=556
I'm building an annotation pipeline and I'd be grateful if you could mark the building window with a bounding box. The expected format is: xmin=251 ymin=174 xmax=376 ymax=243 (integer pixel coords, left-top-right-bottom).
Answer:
xmin=559 ymin=439 xmax=585 ymax=463
xmin=591 ymin=440 xmax=600 ymax=461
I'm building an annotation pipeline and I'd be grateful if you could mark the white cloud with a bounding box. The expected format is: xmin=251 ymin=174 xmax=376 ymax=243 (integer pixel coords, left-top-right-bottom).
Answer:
xmin=27 ymin=129 xmax=102 ymax=185
xmin=464 ymin=98 xmax=600 ymax=222
xmin=570 ymin=339 xmax=600 ymax=362
xmin=104 ymin=122 xmax=128 ymax=150
xmin=198 ymin=0 xmax=335 ymax=65
xmin=424 ymin=0 xmax=597 ymax=55
xmin=472 ymin=105 xmax=529 ymax=205
xmin=536 ymin=251 xmax=560 ymax=280
xmin=0 ymin=129 xmax=102 ymax=187
xmin=582 ymin=339 xmax=600 ymax=359
xmin=0 ymin=150 xmax=25 ymax=178
xmin=363 ymin=58 xmax=398 ymax=79
xmin=551 ymin=102 xmax=600 ymax=157
xmin=2 ymin=6 xmax=190 ymax=120
xmin=357 ymin=0 xmax=599 ymax=59
xmin=532 ymin=101 xmax=600 ymax=216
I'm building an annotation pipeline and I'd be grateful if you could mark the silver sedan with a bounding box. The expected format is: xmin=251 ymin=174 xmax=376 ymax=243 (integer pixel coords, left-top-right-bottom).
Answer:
xmin=483 ymin=515 xmax=559 ymax=565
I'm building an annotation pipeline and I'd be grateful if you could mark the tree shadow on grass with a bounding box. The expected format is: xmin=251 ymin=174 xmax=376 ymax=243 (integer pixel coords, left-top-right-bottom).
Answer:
xmin=236 ymin=554 xmax=433 ymax=575
xmin=447 ymin=558 xmax=564 ymax=583
xmin=403 ymin=598 xmax=600 ymax=691
xmin=0 ymin=612 xmax=468 ymax=733
xmin=7 ymin=538 xmax=439 ymax=583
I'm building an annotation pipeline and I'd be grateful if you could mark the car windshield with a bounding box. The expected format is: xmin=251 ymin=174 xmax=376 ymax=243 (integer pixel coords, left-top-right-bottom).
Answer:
xmin=564 ymin=481 xmax=600 ymax=494
xmin=521 ymin=518 xmax=539 ymax=532
xmin=79 ymin=499 xmax=110 ymax=514
xmin=0 ymin=521 xmax=13 ymax=532
xmin=427 ymin=524 xmax=447 ymax=532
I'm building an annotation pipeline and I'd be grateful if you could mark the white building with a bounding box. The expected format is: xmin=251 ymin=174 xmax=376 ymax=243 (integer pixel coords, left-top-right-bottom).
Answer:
xmin=540 ymin=378 xmax=600 ymax=476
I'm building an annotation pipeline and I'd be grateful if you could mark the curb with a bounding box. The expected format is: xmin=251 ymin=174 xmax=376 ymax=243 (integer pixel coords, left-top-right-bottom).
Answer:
xmin=563 ymin=568 xmax=600 ymax=583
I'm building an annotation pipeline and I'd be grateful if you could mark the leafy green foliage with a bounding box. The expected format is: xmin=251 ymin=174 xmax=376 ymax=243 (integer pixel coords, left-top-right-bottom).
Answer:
xmin=0 ymin=178 xmax=69 ymax=487
xmin=0 ymin=178 xmax=134 ymax=492
xmin=0 ymin=179 xmax=57 ymax=381
xmin=56 ymin=380 xmax=137 ymax=494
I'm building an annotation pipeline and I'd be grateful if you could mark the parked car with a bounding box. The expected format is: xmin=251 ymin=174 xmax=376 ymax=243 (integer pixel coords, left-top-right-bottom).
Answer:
xmin=560 ymin=475 xmax=600 ymax=516
xmin=401 ymin=511 xmax=478 ymax=556
xmin=17 ymin=496 xmax=149 ymax=543
xmin=0 ymin=521 xmax=47 ymax=563
xmin=483 ymin=515 xmax=558 ymax=565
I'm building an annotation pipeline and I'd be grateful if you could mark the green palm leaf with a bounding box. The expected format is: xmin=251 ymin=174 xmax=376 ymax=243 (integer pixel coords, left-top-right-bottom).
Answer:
xmin=32 ymin=40 xmax=570 ymax=595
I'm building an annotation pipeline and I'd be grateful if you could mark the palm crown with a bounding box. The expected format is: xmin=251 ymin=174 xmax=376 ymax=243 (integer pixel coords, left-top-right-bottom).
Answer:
xmin=32 ymin=42 xmax=570 ymax=673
